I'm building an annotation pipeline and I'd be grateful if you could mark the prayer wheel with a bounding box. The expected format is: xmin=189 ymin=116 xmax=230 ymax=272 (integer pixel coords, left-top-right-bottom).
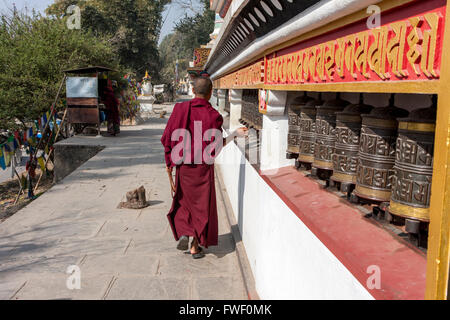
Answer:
xmin=298 ymin=95 xmax=323 ymax=165
xmin=241 ymin=90 xmax=260 ymax=128
xmin=224 ymin=89 xmax=230 ymax=114
xmin=354 ymin=101 xmax=409 ymax=202
xmin=389 ymin=105 xmax=436 ymax=222
xmin=287 ymin=93 xmax=313 ymax=159
xmin=312 ymin=95 xmax=349 ymax=171
xmin=331 ymin=97 xmax=373 ymax=188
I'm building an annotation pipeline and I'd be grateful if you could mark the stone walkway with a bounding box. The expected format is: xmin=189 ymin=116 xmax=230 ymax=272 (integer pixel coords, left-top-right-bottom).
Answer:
xmin=0 ymin=105 xmax=248 ymax=300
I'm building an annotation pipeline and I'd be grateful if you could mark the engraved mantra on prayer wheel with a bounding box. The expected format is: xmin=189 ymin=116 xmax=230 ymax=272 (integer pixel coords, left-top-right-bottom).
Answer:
xmin=241 ymin=90 xmax=261 ymax=129
xmin=389 ymin=107 xmax=436 ymax=222
xmin=287 ymin=95 xmax=313 ymax=157
xmin=331 ymin=102 xmax=374 ymax=184
xmin=313 ymin=98 xmax=350 ymax=170
xmin=355 ymin=106 xmax=409 ymax=202
xmin=298 ymin=98 xmax=323 ymax=164
xmin=224 ymin=89 xmax=230 ymax=114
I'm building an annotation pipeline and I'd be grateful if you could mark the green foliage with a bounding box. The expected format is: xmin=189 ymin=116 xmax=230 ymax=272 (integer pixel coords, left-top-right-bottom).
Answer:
xmin=159 ymin=0 xmax=214 ymax=85
xmin=0 ymin=12 xmax=120 ymax=131
xmin=174 ymin=0 xmax=215 ymax=58
xmin=46 ymin=0 xmax=170 ymax=80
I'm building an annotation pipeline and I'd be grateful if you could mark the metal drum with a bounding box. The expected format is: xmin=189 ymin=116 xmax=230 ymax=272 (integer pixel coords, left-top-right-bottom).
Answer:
xmin=224 ymin=89 xmax=230 ymax=114
xmin=241 ymin=90 xmax=259 ymax=128
xmin=287 ymin=94 xmax=313 ymax=159
xmin=331 ymin=98 xmax=373 ymax=189
xmin=298 ymin=97 xmax=323 ymax=165
xmin=389 ymin=106 xmax=436 ymax=222
xmin=242 ymin=90 xmax=263 ymax=130
xmin=354 ymin=105 xmax=409 ymax=202
xmin=313 ymin=96 xmax=349 ymax=171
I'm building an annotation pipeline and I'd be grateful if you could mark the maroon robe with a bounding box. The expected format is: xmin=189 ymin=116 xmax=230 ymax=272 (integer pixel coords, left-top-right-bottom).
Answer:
xmin=102 ymin=86 xmax=120 ymax=135
xmin=161 ymin=98 xmax=224 ymax=248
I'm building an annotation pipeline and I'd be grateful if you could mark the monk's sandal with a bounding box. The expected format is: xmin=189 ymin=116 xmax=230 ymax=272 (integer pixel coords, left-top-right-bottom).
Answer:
xmin=192 ymin=247 xmax=205 ymax=260
xmin=177 ymin=236 xmax=189 ymax=251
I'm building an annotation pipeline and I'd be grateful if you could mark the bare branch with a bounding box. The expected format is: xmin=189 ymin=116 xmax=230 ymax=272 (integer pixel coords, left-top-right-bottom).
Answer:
xmin=172 ymin=0 xmax=204 ymax=15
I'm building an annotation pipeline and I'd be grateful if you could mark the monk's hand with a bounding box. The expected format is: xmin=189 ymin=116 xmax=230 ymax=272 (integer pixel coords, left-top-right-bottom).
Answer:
xmin=235 ymin=127 xmax=249 ymax=138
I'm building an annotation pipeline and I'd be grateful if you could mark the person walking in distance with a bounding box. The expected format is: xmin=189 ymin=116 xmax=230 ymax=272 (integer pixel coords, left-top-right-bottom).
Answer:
xmin=161 ymin=76 xmax=248 ymax=259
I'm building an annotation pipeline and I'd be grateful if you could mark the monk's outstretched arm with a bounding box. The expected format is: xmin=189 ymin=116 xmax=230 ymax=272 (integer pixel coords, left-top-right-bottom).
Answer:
xmin=223 ymin=127 xmax=249 ymax=147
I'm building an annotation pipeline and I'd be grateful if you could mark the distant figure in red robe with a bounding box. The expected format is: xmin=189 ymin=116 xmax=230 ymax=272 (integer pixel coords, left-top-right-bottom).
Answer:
xmin=161 ymin=77 xmax=247 ymax=259
xmin=100 ymin=80 xmax=120 ymax=136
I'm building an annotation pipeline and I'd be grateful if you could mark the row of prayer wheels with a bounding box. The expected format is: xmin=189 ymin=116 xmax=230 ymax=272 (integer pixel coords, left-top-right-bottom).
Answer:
xmin=286 ymin=93 xmax=436 ymax=230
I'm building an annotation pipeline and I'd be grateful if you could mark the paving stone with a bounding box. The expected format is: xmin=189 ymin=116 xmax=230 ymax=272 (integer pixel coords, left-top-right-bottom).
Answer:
xmin=105 ymin=276 xmax=191 ymax=300
xmin=193 ymin=276 xmax=247 ymax=300
xmin=78 ymin=253 xmax=160 ymax=277
xmin=0 ymin=279 xmax=26 ymax=300
xmin=10 ymin=273 xmax=112 ymax=300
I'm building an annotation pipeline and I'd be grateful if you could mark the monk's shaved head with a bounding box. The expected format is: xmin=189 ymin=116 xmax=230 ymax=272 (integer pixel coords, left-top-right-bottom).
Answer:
xmin=193 ymin=77 xmax=213 ymax=96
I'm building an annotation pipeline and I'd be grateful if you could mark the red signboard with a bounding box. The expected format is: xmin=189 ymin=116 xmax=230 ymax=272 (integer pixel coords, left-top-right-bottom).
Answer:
xmin=265 ymin=3 xmax=445 ymax=86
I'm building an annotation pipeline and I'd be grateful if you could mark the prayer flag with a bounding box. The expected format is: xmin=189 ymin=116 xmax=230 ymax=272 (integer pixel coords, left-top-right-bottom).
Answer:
xmin=0 ymin=147 xmax=6 ymax=170
xmin=5 ymin=149 xmax=11 ymax=167
xmin=38 ymin=157 xmax=45 ymax=172
xmin=21 ymin=174 xmax=27 ymax=189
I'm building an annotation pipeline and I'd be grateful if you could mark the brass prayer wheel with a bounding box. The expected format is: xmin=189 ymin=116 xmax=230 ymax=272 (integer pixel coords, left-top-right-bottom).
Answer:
xmin=354 ymin=104 xmax=409 ymax=202
xmin=241 ymin=90 xmax=261 ymax=129
xmin=331 ymin=98 xmax=373 ymax=185
xmin=298 ymin=96 xmax=323 ymax=164
xmin=389 ymin=106 xmax=436 ymax=222
xmin=313 ymin=96 xmax=350 ymax=170
xmin=224 ymin=89 xmax=230 ymax=113
xmin=287 ymin=94 xmax=313 ymax=158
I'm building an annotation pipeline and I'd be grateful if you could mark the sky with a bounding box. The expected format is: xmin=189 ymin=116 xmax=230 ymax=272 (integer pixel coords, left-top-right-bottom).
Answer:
xmin=0 ymin=0 xmax=203 ymax=45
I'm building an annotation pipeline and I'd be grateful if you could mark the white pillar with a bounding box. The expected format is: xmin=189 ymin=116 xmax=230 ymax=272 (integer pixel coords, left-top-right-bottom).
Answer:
xmin=260 ymin=90 xmax=294 ymax=172
xmin=188 ymin=81 xmax=194 ymax=98
xmin=217 ymin=89 xmax=227 ymax=115
xmin=229 ymin=89 xmax=243 ymax=132
xmin=209 ymin=89 xmax=218 ymax=108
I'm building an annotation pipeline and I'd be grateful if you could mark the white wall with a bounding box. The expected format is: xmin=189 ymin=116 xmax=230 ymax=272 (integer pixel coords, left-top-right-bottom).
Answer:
xmin=260 ymin=114 xmax=293 ymax=172
xmin=216 ymin=142 xmax=374 ymax=300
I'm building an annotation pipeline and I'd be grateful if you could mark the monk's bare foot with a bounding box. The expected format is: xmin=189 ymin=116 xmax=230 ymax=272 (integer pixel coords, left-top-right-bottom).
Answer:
xmin=190 ymin=240 xmax=205 ymax=259
xmin=190 ymin=238 xmax=204 ymax=256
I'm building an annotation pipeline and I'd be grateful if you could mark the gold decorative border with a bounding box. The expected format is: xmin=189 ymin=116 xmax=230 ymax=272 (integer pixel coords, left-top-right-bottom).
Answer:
xmin=398 ymin=122 xmax=436 ymax=132
xmin=389 ymin=200 xmax=430 ymax=222
xmin=287 ymin=146 xmax=300 ymax=154
xmin=312 ymin=159 xmax=334 ymax=170
xmin=215 ymin=81 xmax=440 ymax=94
xmin=354 ymin=185 xmax=391 ymax=202
xmin=331 ymin=172 xmax=357 ymax=184
xmin=362 ymin=118 xmax=398 ymax=129
xmin=298 ymin=154 xmax=314 ymax=163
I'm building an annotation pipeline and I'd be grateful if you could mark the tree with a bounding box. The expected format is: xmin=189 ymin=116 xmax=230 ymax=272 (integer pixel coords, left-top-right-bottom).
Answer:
xmin=159 ymin=0 xmax=214 ymax=84
xmin=0 ymin=11 xmax=120 ymax=131
xmin=46 ymin=0 xmax=170 ymax=80
xmin=174 ymin=0 xmax=214 ymax=57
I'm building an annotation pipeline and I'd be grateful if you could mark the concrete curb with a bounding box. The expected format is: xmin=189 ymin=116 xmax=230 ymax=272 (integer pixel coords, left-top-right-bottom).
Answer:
xmin=215 ymin=166 xmax=260 ymax=300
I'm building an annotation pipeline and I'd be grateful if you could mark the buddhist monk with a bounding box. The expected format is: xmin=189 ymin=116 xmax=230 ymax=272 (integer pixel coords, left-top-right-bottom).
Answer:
xmin=161 ymin=77 xmax=248 ymax=259
xmin=100 ymin=79 xmax=120 ymax=136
